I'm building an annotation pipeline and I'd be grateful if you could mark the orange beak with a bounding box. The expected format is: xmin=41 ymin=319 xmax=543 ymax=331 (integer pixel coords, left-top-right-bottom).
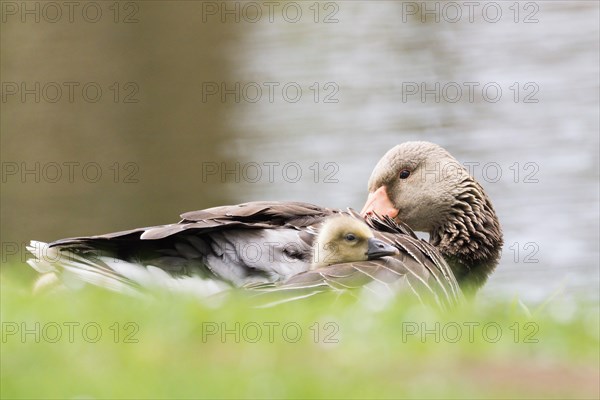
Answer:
xmin=360 ymin=186 xmax=399 ymax=218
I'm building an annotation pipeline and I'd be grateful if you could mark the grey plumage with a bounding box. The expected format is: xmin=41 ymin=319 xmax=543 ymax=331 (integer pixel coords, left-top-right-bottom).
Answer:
xmin=363 ymin=141 xmax=503 ymax=292
xmin=27 ymin=141 xmax=503 ymax=307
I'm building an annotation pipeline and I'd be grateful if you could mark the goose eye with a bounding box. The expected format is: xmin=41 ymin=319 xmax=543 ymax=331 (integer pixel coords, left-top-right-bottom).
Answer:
xmin=345 ymin=233 xmax=357 ymax=242
xmin=399 ymin=169 xmax=411 ymax=179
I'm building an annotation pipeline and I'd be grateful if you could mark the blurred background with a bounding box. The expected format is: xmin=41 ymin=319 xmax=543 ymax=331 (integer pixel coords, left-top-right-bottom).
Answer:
xmin=1 ymin=1 xmax=598 ymax=305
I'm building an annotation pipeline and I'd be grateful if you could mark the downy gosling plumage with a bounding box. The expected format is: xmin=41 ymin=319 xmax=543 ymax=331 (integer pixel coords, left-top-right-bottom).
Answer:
xmin=310 ymin=216 xmax=398 ymax=270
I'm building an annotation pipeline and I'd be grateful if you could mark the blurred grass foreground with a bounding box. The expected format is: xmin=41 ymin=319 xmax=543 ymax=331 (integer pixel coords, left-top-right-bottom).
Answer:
xmin=1 ymin=266 xmax=598 ymax=399
xmin=1 ymin=1 xmax=599 ymax=399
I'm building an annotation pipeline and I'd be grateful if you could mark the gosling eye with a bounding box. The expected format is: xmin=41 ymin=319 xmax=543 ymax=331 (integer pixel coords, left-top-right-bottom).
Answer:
xmin=399 ymin=169 xmax=411 ymax=179
xmin=344 ymin=233 xmax=357 ymax=242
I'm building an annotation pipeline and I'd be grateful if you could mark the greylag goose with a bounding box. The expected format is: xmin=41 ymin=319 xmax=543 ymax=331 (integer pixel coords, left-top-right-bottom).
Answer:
xmin=26 ymin=141 xmax=502 ymax=305
xmin=361 ymin=141 xmax=503 ymax=292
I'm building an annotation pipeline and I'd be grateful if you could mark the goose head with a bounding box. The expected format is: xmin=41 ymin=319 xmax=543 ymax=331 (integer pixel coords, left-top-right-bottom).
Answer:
xmin=361 ymin=141 xmax=503 ymax=291
xmin=311 ymin=216 xmax=398 ymax=270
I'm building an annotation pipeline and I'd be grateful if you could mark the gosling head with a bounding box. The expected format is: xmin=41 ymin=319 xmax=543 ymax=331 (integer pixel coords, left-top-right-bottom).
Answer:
xmin=311 ymin=215 xmax=398 ymax=270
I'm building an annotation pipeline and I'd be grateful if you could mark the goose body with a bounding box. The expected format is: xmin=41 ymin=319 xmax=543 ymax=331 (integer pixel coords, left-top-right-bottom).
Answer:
xmin=27 ymin=141 xmax=502 ymax=306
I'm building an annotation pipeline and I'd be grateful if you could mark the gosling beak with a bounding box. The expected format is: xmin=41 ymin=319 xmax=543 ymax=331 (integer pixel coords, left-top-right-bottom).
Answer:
xmin=366 ymin=237 xmax=398 ymax=260
xmin=360 ymin=186 xmax=399 ymax=219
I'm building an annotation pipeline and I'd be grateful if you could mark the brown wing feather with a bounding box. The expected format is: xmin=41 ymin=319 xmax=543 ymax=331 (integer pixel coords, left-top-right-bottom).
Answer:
xmin=181 ymin=201 xmax=333 ymax=225
xmin=50 ymin=201 xmax=336 ymax=247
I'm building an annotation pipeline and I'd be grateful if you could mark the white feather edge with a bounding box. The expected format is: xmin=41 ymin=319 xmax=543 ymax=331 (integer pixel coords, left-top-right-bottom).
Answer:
xmin=26 ymin=241 xmax=230 ymax=298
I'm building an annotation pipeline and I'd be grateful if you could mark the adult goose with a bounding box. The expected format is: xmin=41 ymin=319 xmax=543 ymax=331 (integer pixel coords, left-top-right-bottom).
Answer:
xmin=27 ymin=142 xmax=502 ymax=306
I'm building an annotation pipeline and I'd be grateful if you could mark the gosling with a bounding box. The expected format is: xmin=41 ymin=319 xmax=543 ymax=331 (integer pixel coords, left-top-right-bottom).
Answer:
xmin=311 ymin=215 xmax=398 ymax=270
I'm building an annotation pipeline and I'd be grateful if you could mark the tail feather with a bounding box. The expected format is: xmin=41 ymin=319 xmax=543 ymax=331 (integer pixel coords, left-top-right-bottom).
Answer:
xmin=26 ymin=241 xmax=229 ymax=298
